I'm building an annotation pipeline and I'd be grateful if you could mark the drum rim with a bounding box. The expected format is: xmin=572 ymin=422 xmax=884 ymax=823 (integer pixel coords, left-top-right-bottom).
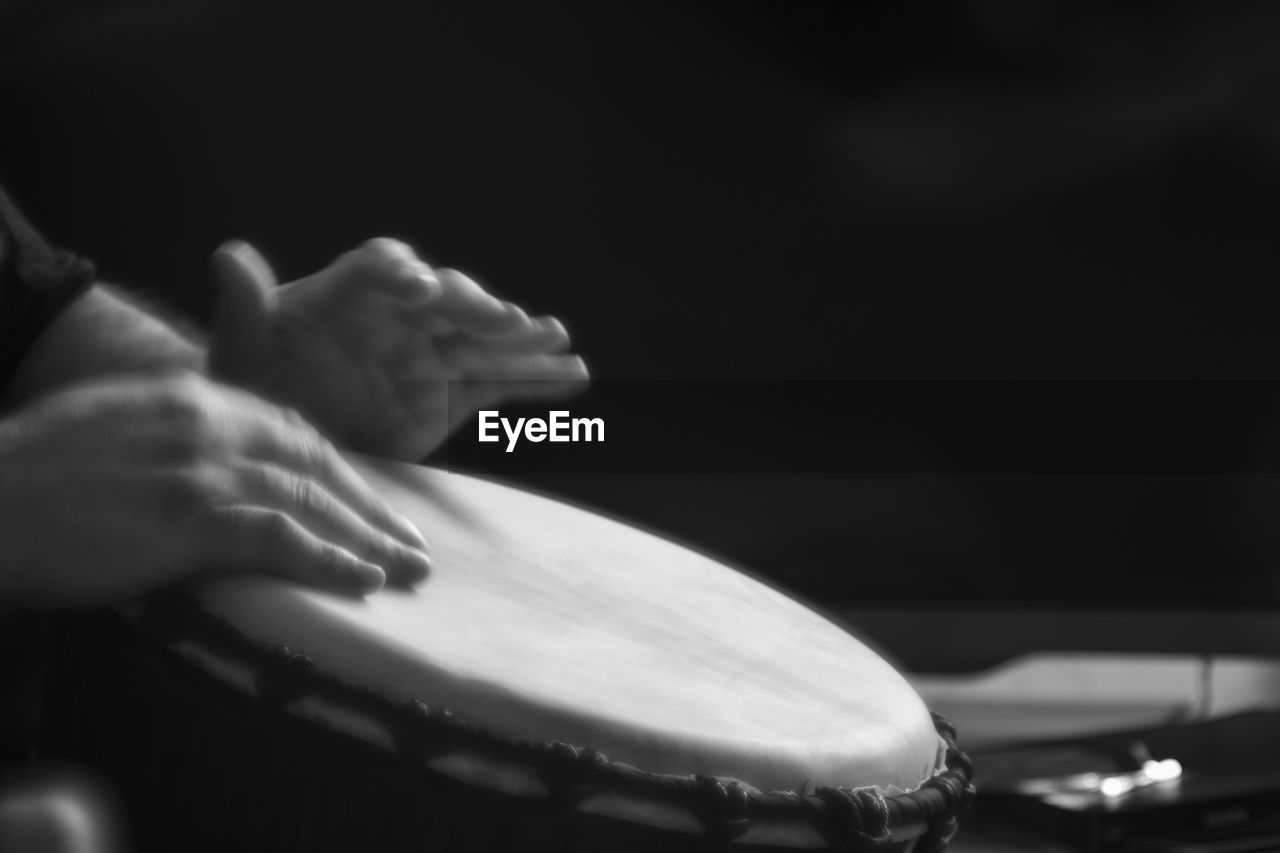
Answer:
xmin=130 ymin=590 xmax=975 ymax=849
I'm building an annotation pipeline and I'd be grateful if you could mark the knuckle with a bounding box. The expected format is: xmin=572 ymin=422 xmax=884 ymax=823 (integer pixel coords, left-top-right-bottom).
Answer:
xmin=436 ymin=267 xmax=480 ymax=295
xmin=278 ymin=405 xmax=312 ymax=433
xmin=292 ymin=477 xmax=332 ymax=517
xmin=157 ymin=380 xmax=200 ymax=415
xmin=278 ymin=408 xmax=329 ymax=455
xmin=366 ymin=524 xmax=398 ymax=556
xmin=297 ymin=434 xmax=331 ymax=476
xmin=255 ymin=508 xmax=299 ymax=545
xmin=158 ymin=367 xmax=206 ymax=391
xmin=160 ymin=372 xmax=213 ymax=408
xmin=360 ymin=237 xmax=414 ymax=258
xmin=155 ymin=383 xmax=211 ymax=437
xmin=352 ymin=238 xmax=420 ymax=274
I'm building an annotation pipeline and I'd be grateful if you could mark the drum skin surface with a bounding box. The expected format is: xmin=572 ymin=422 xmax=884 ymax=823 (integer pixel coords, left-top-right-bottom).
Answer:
xmin=191 ymin=457 xmax=942 ymax=797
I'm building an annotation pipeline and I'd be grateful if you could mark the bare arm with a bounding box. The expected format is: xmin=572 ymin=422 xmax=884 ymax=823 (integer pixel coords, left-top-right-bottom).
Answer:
xmin=3 ymin=284 xmax=205 ymax=409
xmin=3 ymin=238 xmax=587 ymax=460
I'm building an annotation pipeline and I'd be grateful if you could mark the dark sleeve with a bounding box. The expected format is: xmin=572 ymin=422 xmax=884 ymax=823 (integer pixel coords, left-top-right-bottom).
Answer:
xmin=0 ymin=183 xmax=96 ymax=399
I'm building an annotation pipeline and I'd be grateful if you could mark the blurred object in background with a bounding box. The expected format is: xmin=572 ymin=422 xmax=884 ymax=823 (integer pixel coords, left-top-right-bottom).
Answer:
xmin=0 ymin=761 xmax=130 ymax=853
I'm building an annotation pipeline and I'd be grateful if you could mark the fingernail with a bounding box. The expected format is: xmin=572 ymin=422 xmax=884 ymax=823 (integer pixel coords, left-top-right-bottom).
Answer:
xmin=350 ymin=561 xmax=387 ymax=593
xmin=400 ymin=547 xmax=432 ymax=584
xmin=395 ymin=512 xmax=429 ymax=550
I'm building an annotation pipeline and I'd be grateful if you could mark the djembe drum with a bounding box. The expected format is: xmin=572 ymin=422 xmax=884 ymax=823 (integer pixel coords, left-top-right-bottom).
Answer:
xmin=38 ymin=458 xmax=973 ymax=852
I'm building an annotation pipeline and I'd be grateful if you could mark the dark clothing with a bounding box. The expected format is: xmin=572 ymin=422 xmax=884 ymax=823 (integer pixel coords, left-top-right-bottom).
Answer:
xmin=0 ymin=185 xmax=93 ymax=759
xmin=0 ymin=184 xmax=94 ymax=401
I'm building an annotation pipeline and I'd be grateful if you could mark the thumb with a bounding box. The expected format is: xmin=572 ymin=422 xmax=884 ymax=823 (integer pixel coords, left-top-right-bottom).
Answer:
xmin=209 ymin=240 xmax=276 ymax=383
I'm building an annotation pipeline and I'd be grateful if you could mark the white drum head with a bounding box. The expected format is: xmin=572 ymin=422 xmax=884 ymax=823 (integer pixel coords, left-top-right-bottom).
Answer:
xmin=190 ymin=458 xmax=942 ymax=797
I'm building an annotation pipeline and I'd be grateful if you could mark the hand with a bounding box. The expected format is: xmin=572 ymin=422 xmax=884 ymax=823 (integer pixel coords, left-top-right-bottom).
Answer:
xmin=209 ymin=238 xmax=589 ymax=461
xmin=0 ymin=372 xmax=431 ymax=607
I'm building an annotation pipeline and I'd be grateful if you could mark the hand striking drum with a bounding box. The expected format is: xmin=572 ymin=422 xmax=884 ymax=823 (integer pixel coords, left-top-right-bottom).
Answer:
xmin=39 ymin=457 xmax=973 ymax=852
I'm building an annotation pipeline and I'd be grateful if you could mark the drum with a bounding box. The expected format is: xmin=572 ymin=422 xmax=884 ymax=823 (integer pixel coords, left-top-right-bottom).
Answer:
xmin=38 ymin=458 xmax=973 ymax=852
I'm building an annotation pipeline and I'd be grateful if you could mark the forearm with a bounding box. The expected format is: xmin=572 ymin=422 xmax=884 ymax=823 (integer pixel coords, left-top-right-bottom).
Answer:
xmin=2 ymin=284 xmax=206 ymax=409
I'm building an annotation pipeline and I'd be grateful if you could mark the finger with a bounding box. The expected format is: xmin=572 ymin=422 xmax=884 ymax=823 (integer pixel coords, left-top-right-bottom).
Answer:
xmin=209 ymin=241 xmax=276 ymax=382
xmin=383 ymin=318 xmax=575 ymax=401
xmin=519 ymin=316 xmax=572 ymax=353
xmin=215 ymin=240 xmax=280 ymax=290
xmin=236 ymin=464 xmax=431 ymax=586
xmin=329 ymin=238 xmax=443 ymax=306
xmin=200 ymin=504 xmax=387 ymax=595
xmin=289 ymin=434 xmax=431 ymax=554
xmin=434 ymin=316 xmax=572 ymax=362
xmin=455 ymin=352 xmax=591 ymax=383
xmin=350 ymin=236 xmax=420 ymax=266
xmin=430 ymin=269 xmax=535 ymax=335
xmin=230 ymin=398 xmax=431 ymax=554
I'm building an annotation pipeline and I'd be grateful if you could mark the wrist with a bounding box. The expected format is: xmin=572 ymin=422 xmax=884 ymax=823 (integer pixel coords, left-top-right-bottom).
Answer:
xmin=4 ymin=286 xmax=207 ymax=409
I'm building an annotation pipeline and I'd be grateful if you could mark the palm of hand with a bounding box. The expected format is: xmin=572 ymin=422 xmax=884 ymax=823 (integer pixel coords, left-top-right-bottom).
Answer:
xmin=211 ymin=239 xmax=587 ymax=461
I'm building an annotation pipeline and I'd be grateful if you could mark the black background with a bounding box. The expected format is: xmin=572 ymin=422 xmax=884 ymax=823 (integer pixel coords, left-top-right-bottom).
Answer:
xmin=6 ymin=0 xmax=1280 ymax=612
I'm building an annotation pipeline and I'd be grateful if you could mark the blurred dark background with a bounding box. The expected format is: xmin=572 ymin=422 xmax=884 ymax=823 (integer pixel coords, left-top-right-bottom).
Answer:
xmin=5 ymin=0 xmax=1280 ymax=611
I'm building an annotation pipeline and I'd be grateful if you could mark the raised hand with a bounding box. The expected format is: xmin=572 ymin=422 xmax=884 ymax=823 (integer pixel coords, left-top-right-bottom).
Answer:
xmin=209 ymin=238 xmax=589 ymax=461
